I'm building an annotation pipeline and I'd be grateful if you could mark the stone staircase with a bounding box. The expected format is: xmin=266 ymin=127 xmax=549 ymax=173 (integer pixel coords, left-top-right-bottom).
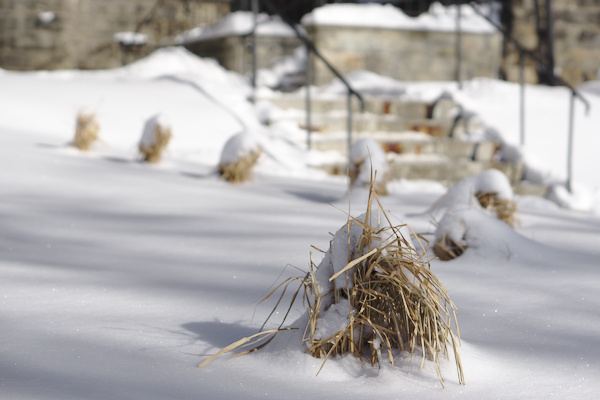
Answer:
xmin=259 ymin=93 xmax=526 ymax=187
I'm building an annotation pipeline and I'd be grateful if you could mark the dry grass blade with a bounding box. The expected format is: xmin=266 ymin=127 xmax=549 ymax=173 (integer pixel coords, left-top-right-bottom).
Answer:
xmin=139 ymin=124 xmax=172 ymax=163
xmin=72 ymin=113 xmax=99 ymax=151
xmin=219 ymin=150 xmax=261 ymax=183
xmin=349 ymin=156 xmax=388 ymax=195
xmin=329 ymin=248 xmax=378 ymax=282
xmin=198 ymin=329 xmax=283 ymax=368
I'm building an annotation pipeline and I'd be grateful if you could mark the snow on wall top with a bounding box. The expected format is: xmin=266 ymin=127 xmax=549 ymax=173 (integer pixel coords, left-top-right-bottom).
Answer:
xmin=301 ymin=3 xmax=495 ymax=34
xmin=176 ymin=11 xmax=296 ymax=44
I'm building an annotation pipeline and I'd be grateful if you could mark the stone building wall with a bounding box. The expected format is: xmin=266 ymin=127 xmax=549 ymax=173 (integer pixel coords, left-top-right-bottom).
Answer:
xmin=505 ymin=0 xmax=600 ymax=86
xmin=552 ymin=0 xmax=600 ymax=85
xmin=0 ymin=0 xmax=229 ymax=70
xmin=306 ymin=25 xmax=503 ymax=86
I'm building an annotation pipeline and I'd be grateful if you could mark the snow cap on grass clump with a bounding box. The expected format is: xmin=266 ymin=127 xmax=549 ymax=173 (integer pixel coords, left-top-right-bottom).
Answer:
xmin=348 ymin=138 xmax=388 ymax=194
xmin=72 ymin=112 xmax=99 ymax=151
xmin=139 ymin=113 xmax=172 ymax=163
xmin=430 ymin=169 xmax=517 ymax=227
xmin=218 ymin=132 xmax=262 ymax=183
xmin=434 ymin=207 xmax=542 ymax=262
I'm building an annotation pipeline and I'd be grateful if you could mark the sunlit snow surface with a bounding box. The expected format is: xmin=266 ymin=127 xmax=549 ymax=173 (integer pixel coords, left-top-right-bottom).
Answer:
xmin=1 ymin=47 xmax=600 ymax=399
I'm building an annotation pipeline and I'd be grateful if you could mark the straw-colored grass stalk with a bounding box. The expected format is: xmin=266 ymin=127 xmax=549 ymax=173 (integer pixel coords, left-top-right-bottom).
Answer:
xmin=72 ymin=113 xmax=99 ymax=151
xmin=198 ymin=181 xmax=464 ymax=386
xmin=139 ymin=118 xmax=172 ymax=163
xmin=476 ymin=191 xmax=517 ymax=227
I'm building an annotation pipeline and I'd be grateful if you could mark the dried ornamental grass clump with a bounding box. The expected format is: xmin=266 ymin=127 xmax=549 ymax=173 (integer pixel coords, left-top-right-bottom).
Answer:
xmin=433 ymin=232 xmax=467 ymax=261
xmin=139 ymin=114 xmax=172 ymax=163
xmin=475 ymin=190 xmax=518 ymax=228
xmin=304 ymin=190 xmax=463 ymax=385
xmin=72 ymin=112 xmax=100 ymax=151
xmin=348 ymin=138 xmax=389 ymax=195
xmin=429 ymin=169 xmax=518 ymax=260
xmin=218 ymin=132 xmax=262 ymax=183
xmin=199 ymin=183 xmax=464 ymax=386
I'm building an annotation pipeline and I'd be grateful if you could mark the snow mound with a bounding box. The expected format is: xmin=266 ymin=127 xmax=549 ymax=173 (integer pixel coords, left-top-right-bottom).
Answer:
xmin=348 ymin=138 xmax=388 ymax=192
xmin=546 ymin=183 xmax=599 ymax=214
xmin=302 ymin=2 xmax=495 ymax=34
xmin=434 ymin=208 xmax=538 ymax=260
xmin=428 ymin=169 xmax=514 ymax=221
xmin=176 ymin=11 xmax=295 ymax=44
xmin=116 ymin=46 xmax=245 ymax=85
xmin=257 ymin=46 xmax=306 ymax=89
xmin=317 ymin=70 xmax=406 ymax=98
xmin=579 ymin=80 xmax=600 ymax=97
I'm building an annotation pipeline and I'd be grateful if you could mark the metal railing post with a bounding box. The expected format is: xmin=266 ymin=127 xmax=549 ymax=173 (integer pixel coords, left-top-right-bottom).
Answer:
xmin=250 ymin=0 xmax=259 ymax=93
xmin=456 ymin=4 xmax=463 ymax=90
xmin=519 ymin=53 xmax=526 ymax=146
xmin=347 ymin=91 xmax=353 ymax=164
xmin=305 ymin=46 xmax=312 ymax=150
xmin=567 ymin=91 xmax=575 ymax=193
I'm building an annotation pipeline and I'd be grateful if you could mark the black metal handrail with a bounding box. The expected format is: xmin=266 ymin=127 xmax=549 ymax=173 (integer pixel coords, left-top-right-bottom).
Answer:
xmin=468 ymin=1 xmax=591 ymax=192
xmin=259 ymin=0 xmax=365 ymax=160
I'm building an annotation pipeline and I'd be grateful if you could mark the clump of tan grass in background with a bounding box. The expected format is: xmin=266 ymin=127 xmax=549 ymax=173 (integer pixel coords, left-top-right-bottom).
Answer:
xmin=348 ymin=138 xmax=389 ymax=195
xmin=72 ymin=112 xmax=99 ymax=151
xmin=348 ymin=155 xmax=388 ymax=195
xmin=218 ymin=132 xmax=262 ymax=183
xmin=219 ymin=149 xmax=262 ymax=183
xmin=476 ymin=191 xmax=518 ymax=228
xmin=198 ymin=181 xmax=465 ymax=387
xmin=433 ymin=232 xmax=467 ymax=261
xmin=139 ymin=120 xmax=172 ymax=163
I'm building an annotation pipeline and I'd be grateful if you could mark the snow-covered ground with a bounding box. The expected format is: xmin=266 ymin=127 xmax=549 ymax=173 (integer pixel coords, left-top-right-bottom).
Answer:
xmin=1 ymin=46 xmax=600 ymax=399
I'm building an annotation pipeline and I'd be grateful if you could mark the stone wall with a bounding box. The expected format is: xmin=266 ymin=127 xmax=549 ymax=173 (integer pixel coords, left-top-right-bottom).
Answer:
xmin=505 ymin=0 xmax=600 ymax=86
xmin=306 ymin=25 xmax=503 ymax=86
xmin=0 ymin=0 xmax=229 ymax=70
xmin=553 ymin=0 xmax=600 ymax=85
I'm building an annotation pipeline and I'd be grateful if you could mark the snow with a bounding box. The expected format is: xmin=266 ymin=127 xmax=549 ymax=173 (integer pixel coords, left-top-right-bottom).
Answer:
xmin=427 ymin=169 xmax=514 ymax=219
xmin=113 ymin=32 xmax=149 ymax=46
xmin=1 ymin=46 xmax=600 ymax=399
xmin=301 ymin=2 xmax=496 ymax=34
xmin=176 ymin=11 xmax=296 ymax=44
xmin=312 ymin=72 xmax=600 ymax=198
xmin=37 ymin=11 xmax=56 ymax=24
xmin=348 ymin=137 xmax=388 ymax=189
xmin=219 ymin=132 xmax=261 ymax=165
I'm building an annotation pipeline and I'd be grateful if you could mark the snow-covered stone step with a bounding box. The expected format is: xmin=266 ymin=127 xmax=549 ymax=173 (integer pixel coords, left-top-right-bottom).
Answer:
xmin=309 ymin=132 xmax=498 ymax=162
xmin=259 ymin=96 xmax=432 ymax=118
xmin=317 ymin=157 xmax=522 ymax=186
xmin=281 ymin=112 xmax=463 ymax=137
